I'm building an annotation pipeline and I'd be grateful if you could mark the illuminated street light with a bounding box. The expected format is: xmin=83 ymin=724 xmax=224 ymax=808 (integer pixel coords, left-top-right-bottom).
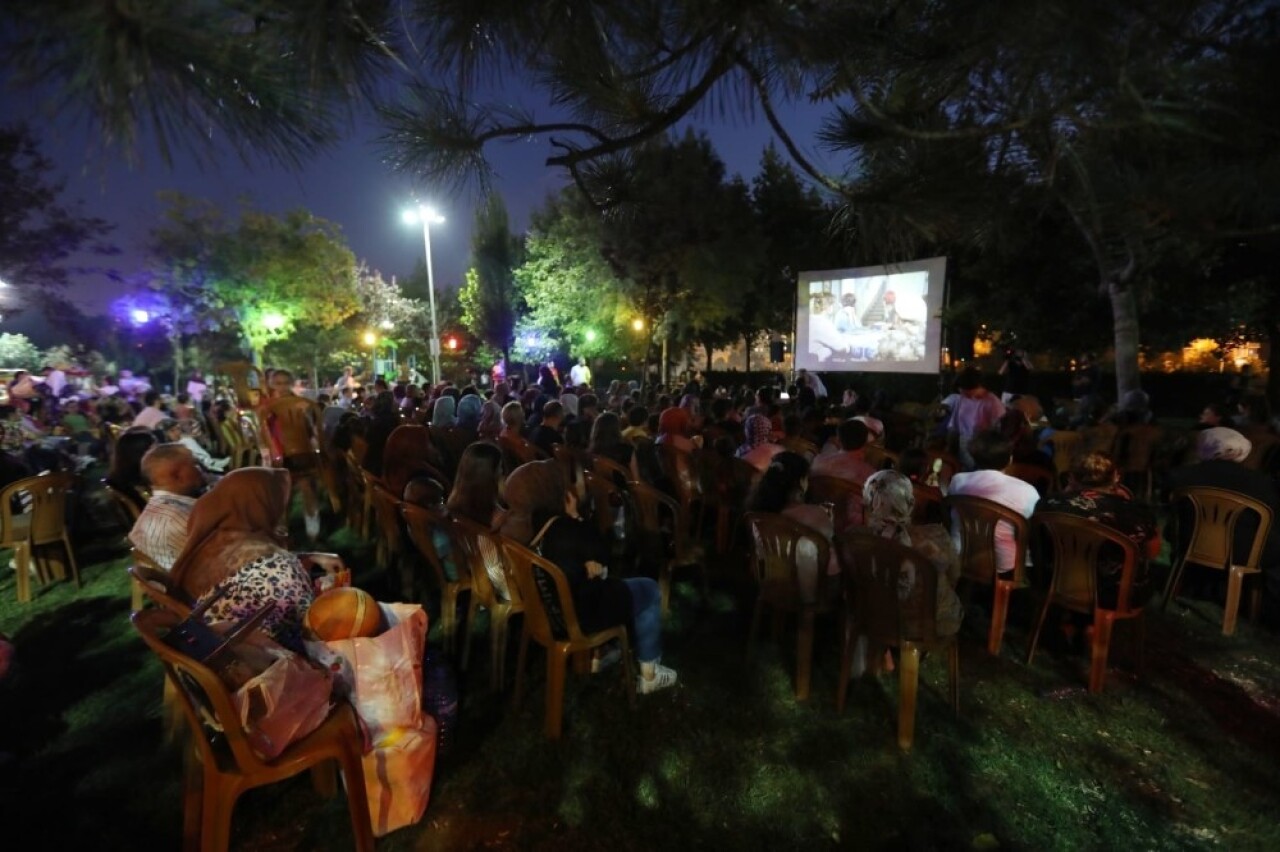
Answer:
xmin=631 ymin=318 xmax=644 ymax=332
xmin=131 ymin=309 xmax=150 ymax=324
xmin=262 ymin=312 xmax=285 ymax=331
xmin=362 ymin=330 xmax=377 ymax=347
xmin=585 ymin=329 xmax=598 ymax=342
xmin=403 ymin=203 xmax=446 ymax=385
xmin=380 ymin=319 xmax=394 ymax=330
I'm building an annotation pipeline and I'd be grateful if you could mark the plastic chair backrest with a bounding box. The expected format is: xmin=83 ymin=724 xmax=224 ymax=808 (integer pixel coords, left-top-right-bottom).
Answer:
xmin=911 ymin=482 xmax=945 ymax=526
xmin=500 ymin=538 xmax=587 ymax=645
xmin=657 ymin=442 xmax=701 ymax=504
xmin=1114 ymin=424 xmax=1162 ymax=474
xmin=370 ymin=484 xmax=405 ymax=553
xmin=400 ymin=502 xmax=457 ymax=590
xmin=131 ymin=608 xmax=274 ymax=774
xmin=836 ymin=528 xmax=942 ymax=644
xmin=1172 ymin=486 xmax=1274 ymax=572
xmin=582 ymin=470 xmax=625 ymax=539
xmin=1048 ymin=431 xmax=1083 ymax=477
xmin=103 ymin=481 xmax=144 ymax=524
xmin=17 ymin=472 xmax=75 ymax=546
xmin=944 ymin=494 xmax=1029 ymax=584
xmin=1081 ymin=422 xmax=1118 ymax=456
xmin=590 ymin=453 xmax=633 ymax=487
xmin=451 ymin=513 xmax=521 ymax=609
xmin=629 ymin=479 xmax=691 ymax=557
xmin=922 ymin=451 xmax=960 ymax=488
xmin=1004 ymin=462 xmax=1054 ymax=497
xmin=807 ymin=474 xmax=865 ymax=532
xmin=0 ymin=476 xmax=34 ymax=549
xmin=745 ymin=511 xmax=831 ymax=604
xmin=1032 ymin=512 xmax=1140 ymax=614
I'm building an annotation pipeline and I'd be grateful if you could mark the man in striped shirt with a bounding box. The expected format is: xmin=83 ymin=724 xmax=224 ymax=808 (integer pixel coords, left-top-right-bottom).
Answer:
xmin=128 ymin=444 xmax=206 ymax=570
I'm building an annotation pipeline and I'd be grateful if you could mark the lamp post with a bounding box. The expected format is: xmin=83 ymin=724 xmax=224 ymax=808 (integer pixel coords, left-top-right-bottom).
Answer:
xmin=402 ymin=204 xmax=446 ymax=385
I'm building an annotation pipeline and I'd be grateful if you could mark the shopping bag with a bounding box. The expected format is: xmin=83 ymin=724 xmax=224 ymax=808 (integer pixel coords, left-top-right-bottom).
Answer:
xmin=361 ymin=718 xmax=438 ymax=837
xmin=229 ymin=644 xmax=334 ymax=760
xmin=305 ymin=602 xmax=427 ymax=739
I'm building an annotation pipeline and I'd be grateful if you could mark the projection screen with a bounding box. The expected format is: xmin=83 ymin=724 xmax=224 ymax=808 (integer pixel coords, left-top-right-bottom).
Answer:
xmin=794 ymin=257 xmax=947 ymax=374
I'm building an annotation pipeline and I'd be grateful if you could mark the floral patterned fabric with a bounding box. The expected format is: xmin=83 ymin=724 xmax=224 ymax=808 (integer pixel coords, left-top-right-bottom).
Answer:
xmin=1035 ymin=489 xmax=1158 ymax=608
xmin=197 ymin=550 xmax=315 ymax=653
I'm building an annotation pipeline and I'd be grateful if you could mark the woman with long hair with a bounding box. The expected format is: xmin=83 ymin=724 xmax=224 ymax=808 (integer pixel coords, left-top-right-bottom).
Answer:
xmin=445 ymin=442 xmax=505 ymax=528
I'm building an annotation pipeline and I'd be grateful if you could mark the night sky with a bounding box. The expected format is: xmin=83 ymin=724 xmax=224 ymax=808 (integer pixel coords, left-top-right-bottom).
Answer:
xmin=2 ymin=76 xmax=833 ymax=334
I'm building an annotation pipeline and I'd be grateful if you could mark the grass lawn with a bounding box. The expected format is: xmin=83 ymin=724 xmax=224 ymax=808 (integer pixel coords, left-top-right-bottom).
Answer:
xmin=3 ymin=491 xmax=1279 ymax=851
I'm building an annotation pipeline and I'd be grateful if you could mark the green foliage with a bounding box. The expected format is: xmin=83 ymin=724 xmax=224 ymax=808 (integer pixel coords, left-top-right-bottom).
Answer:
xmin=0 ymin=332 xmax=40 ymax=367
xmin=459 ymin=193 xmax=522 ymax=361
xmin=150 ymin=192 xmax=360 ymax=365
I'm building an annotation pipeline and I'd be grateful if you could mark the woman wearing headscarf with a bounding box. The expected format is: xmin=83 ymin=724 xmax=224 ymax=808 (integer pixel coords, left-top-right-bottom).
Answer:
xmin=747 ymin=452 xmax=839 ymax=603
xmin=736 ymin=413 xmax=784 ymax=471
xmin=862 ymin=469 xmax=964 ymax=638
xmin=477 ymin=400 xmax=503 ymax=440
xmin=559 ymin=392 xmax=579 ymax=423
xmin=455 ymin=394 xmax=483 ymax=431
xmin=501 ymin=459 xmax=677 ymax=693
xmin=430 ymin=395 xmax=457 ymax=428
xmin=170 ymin=468 xmax=319 ymax=652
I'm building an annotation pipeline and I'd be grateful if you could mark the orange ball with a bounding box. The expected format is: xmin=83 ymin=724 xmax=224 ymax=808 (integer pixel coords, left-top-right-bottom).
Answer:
xmin=305 ymin=587 xmax=383 ymax=641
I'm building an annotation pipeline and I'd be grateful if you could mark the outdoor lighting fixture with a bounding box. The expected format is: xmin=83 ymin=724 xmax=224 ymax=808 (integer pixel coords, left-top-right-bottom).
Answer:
xmin=0 ymin=278 xmax=8 ymax=288
xmin=362 ymin=331 xmax=377 ymax=346
xmin=380 ymin=319 xmax=394 ymax=330
xmin=632 ymin=318 xmax=644 ymax=332
xmin=585 ymin=329 xmax=598 ymax=342
xmin=447 ymin=336 xmax=458 ymax=350
xmin=402 ymin=202 xmax=446 ymax=385
xmin=262 ymin=312 xmax=285 ymax=331
xmin=131 ymin=309 xmax=150 ymax=324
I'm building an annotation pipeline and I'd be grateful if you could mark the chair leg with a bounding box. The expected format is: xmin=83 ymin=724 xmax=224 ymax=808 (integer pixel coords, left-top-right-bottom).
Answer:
xmin=440 ymin=586 xmax=458 ymax=654
xmin=1248 ymin=582 xmax=1263 ymax=624
xmin=988 ymin=581 xmax=1011 ymax=656
xmin=310 ymin=761 xmax=337 ymax=798
xmin=202 ymin=777 xmax=235 ymax=852
xmin=1026 ymin=591 xmax=1055 ymax=666
xmin=13 ymin=542 xmax=31 ymax=604
xmin=1088 ymin=612 xmax=1114 ymax=694
xmin=339 ymin=737 xmax=376 ymax=852
xmin=795 ymin=609 xmax=815 ymax=701
xmin=836 ymin=615 xmax=854 ymax=714
xmin=460 ymin=596 xmax=480 ymax=671
xmin=1162 ymin=556 xmax=1187 ymax=611
xmin=897 ymin=644 xmax=921 ymax=751
xmin=181 ymin=749 xmax=203 ymax=852
xmin=659 ymin=561 xmax=672 ymax=615
xmin=490 ymin=605 xmax=510 ymax=691
xmin=513 ymin=628 xmax=530 ymax=712
xmin=746 ymin=597 xmax=766 ymax=660
xmin=545 ymin=647 xmax=569 ymax=740
xmin=1223 ymin=567 xmax=1245 ymax=636
xmin=620 ymin=633 xmax=637 ymax=707
xmin=948 ymin=643 xmax=960 ymax=715
xmin=63 ymin=537 xmax=80 ymax=588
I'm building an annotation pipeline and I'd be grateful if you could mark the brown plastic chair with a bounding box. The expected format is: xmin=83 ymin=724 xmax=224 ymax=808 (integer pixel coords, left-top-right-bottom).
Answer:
xmin=658 ymin=442 xmax=706 ymax=534
xmin=128 ymin=548 xmax=172 ymax=613
xmin=910 ymin=482 xmax=945 ymax=526
xmin=1163 ymin=486 xmax=1274 ymax=636
xmin=401 ymin=503 xmax=472 ymax=654
xmin=131 ymin=608 xmax=374 ymax=852
xmin=104 ymin=481 xmax=146 ymax=526
xmin=1113 ymin=423 xmax=1163 ymax=500
xmin=629 ymin=479 xmax=704 ymax=614
xmin=1 ymin=472 xmax=80 ymax=597
xmin=501 ymin=538 xmax=636 ymax=739
xmin=922 ymin=450 xmax=961 ymax=489
xmin=1081 ymin=422 xmax=1118 ymax=457
xmin=582 ymin=470 xmax=629 ymax=542
xmin=451 ymin=514 xmax=525 ymax=691
xmin=342 ymin=451 xmax=375 ymax=540
xmin=129 ymin=558 xmax=194 ymax=615
xmin=835 ymin=528 xmax=959 ymax=750
xmin=807 ymin=474 xmax=866 ymax=533
xmin=1026 ymin=512 xmax=1145 ymax=693
xmin=1004 ymin=462 xmax=1055 ymax=497
xmin=370 ymin=483 xmax=407 ymax=578
xmin=864 ymin=445 xmax=901 ymax=470
xmin=944 ymin=494 xmax=1030 ymax=656
xmin=499 ymin=434 xmax=546 ymax=474
xmin=744 ymin=512 xmax=837 ymax=701
xmin=0 ymin=479 xmax=34 ymax=603
xmin=1045 ymin=430 xmax=1084 ymax=487
xmin=589 ymin=452 xmax=634 ymax=487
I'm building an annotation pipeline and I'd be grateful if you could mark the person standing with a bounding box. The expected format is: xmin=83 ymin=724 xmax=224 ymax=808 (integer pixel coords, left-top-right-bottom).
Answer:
xmin=569 ymin=357 xmax=592 ymax=390
xmin=947 ymin=368 xmax=1005 ymax=470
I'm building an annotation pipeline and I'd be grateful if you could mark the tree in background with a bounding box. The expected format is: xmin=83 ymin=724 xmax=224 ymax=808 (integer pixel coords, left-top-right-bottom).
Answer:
xmin=0 ymin=125 xmax=115 ymax=306
xmin=150 ymin=192 xmax=360 ymax=367
xmin=0 ymin=333 xmax=41 ymax=368
xmin=459 ymin=193 xmax=522 ymax=371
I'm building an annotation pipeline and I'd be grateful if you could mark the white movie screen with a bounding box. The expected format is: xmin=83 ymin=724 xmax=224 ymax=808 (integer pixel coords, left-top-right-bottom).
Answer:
xmin=794 ymin=257 xmax=946 ymax=374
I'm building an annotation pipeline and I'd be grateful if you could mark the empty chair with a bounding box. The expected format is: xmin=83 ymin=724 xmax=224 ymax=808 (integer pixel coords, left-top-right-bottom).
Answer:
xmin=944 ymin=494 xmax=1030 ymax=656
xmin=1163 ymin=486 xmax=1274 ymax=636
xmin=0 ymin=472 xmax=80 ymax=601
xmin=501 ymin=538 xmax=636 ymax=739
xmin=1113 ymin=423 xmax=1163 ymax=500
xmin=1026 ymin=512 xmax=1145 ymax=693
xmin=835 ymin=529 xmax=959 ymax=750
xmin=1045 ymin=430 xmax=1084 ymax=488
xmin=806 ymin=474 xmax=865 ymax=533
xmin=745 ymin=512 xmax=838 ymax=701
xmin=131 ymin=608 xmax=374 ymax=852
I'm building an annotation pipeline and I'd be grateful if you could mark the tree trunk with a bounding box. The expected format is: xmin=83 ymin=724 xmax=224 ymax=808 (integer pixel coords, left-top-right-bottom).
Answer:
xmin=705 ymin=343 xmax=712 ymax=374
xmin=1267 ymin=320 xmax=1280 ymax=410
xmin=169 ymin=331 xmax=184 ymax=395
xmin=744 ymin=332 xmax=752 ymax=374
xmin=1109 ymin=280 xmax=1141 ymax=399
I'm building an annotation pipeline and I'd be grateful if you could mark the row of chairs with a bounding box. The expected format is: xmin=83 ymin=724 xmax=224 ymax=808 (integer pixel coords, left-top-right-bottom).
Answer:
xmin=744 ymin=484 xmax=1273 ymax=749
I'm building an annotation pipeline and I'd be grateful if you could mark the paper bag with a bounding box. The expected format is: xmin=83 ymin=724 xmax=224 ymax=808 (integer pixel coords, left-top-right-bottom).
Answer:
xmin=361 ymin=719 xmax=438 ymax=837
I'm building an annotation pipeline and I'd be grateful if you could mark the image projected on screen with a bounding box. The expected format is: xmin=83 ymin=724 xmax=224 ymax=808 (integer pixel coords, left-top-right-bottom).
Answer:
xmin=795 ymin=257 xmax=946 ymax=375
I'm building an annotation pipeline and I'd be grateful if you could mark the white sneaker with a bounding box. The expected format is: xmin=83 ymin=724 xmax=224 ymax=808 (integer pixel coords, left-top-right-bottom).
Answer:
xmin=637 ymin=664 xmax=678 ymax=694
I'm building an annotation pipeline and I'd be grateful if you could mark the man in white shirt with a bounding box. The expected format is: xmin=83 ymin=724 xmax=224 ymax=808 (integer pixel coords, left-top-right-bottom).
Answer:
xmin=129 ymin=444 xmax=207 ymax=569
xmin=131 ymin=391 xmax=168 ymax=430
xmin=43 ymin=366 xmax=67 ymax=398
xmin=948 ymin=429 xmax=1039 ymax=574
xmin=159 ymin=419 xmax=229 ymax=472
xmin=186 ymin=371 xmax=208 ymax=405
xmin=569 ymin=357 xmax=592 ymax=390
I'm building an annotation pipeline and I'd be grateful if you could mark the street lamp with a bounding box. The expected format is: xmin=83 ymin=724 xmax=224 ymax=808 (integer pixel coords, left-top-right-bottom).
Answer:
xmin=402 ymin=203 xmax=446 ymax=385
